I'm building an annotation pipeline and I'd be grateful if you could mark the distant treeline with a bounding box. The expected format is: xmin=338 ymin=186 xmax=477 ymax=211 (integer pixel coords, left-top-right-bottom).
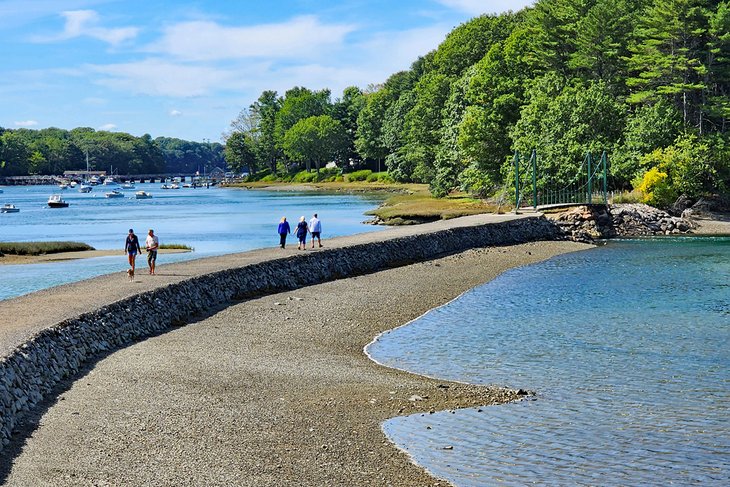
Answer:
xmin=226 ymin=0 xmax=729 ymax=207
xmin=0 ymin=126 xmax=225 ymax=176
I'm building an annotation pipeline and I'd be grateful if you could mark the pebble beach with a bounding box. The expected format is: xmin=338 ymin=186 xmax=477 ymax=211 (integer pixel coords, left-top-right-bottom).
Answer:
xmin=0 ymin=234 xmax=589 ymax=486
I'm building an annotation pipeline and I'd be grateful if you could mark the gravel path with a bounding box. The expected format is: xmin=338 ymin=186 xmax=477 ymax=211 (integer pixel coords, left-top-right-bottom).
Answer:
xmin=0 ymin=237 xmax=589 ymax=486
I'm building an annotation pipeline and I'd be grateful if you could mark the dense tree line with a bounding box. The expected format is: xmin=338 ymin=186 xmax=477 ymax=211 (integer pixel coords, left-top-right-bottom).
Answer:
xmin=227 ymin=0 xmax=729 ymax=207
xmin=0 ymin=127 xmax=225 ymax=176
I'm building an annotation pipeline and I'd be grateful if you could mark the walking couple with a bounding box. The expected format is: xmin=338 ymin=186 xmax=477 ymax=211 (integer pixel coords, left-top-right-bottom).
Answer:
xmin=278 ymin=214 xmax=322 ymax=250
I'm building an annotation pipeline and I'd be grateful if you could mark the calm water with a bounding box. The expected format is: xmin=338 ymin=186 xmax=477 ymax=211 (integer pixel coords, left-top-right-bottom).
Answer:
xmin=368 ymin=238 xmax=730 ymax=486
xmin=0 ymin=184 xmax=384 ymax=300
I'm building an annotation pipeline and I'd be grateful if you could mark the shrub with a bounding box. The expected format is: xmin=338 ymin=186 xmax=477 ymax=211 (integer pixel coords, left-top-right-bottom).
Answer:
xmin=345 ymin=169 xmax=373 ymax=182
xmin=260 ymin=174 xmax=277 ymax=182
xmin=635 ymin=167 xmax=676 ymax=208
xmin=610 ymin=190 xmax=642 ymax=204
xmin=292 ymin=171 xmax=317 ymax=183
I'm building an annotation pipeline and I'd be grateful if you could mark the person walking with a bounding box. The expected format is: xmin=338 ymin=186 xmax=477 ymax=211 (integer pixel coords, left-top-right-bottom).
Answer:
xmin=309 ymin=213 xmax=322 ymax=248
xmin=124 ymin=228 xmax=141 ymax=271
xmin=295 ymin=216 xmax=309 ymax=250
xmin=145 ymin=228 xmax=159 ymax=275
xmin=277 ymin=217 xmax=291 ymax=249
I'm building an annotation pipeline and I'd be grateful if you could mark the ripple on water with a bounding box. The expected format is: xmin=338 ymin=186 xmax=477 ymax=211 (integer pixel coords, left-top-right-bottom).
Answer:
xmin=371 ymin=238 xmax=730 ymax=486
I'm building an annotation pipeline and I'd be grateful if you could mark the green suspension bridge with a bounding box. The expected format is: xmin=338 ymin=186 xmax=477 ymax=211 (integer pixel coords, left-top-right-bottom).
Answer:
xmin=513 ymin=150 xmax=610 ymax=210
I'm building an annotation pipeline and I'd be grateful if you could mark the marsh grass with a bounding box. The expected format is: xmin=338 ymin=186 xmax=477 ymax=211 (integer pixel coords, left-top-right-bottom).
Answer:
xmin=0 ymin=241 xmax=95 ymax=256
xmin=159 ymin=243 xmax=193 ymax=250
xmin=367 ymin=191 xmax=499 ymax=224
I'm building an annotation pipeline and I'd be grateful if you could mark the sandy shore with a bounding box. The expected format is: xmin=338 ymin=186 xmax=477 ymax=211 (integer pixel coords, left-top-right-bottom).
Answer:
xmin=0 ymin=248 xmax=191 ymax=265
xmin=0 ymin=239 xmax=590 ymax=486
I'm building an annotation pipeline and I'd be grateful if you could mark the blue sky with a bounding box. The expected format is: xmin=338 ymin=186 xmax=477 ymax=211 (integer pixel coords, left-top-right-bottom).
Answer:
xmin=1 ymin=0 xmax=533 ymax=142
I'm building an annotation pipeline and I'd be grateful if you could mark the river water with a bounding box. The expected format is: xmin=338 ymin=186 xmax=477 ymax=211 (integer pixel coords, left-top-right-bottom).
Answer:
xmin=368 ymin=237 xmax=730 ymax=486
xmin=0 ymin=183 xmax=385 ymax=300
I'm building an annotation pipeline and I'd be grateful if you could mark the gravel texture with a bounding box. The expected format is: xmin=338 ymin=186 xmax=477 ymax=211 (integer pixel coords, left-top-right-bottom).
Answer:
xmin=1 ymin=239 xmax=588 ymax=486
xmin=0 ymin=213 xmax=590 ymax=486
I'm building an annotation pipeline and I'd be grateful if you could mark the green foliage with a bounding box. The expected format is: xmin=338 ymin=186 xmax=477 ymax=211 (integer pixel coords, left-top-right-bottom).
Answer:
xmin=224 ymin=0 xmax=730 ymax=201
xmin=282 ymin=115 xmax=347 ymax=172
xmin=345 ymin=169 xmax=373 ymax=182
xmin=0 ymin=241 xmax=94 ymax=256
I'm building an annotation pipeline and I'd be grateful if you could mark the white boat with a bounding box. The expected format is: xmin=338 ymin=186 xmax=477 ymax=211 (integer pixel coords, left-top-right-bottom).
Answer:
xmin=161 ymin=183 xmax=172 ymax=189
xmin=121 ymin=182 xmax=136 ymax=190
xmin=58 ymin=183 xmax=69 ymax=190
xmin=170 ymin=183 xmax=180 ymax=189
xmin=135 ymin=191 xmax=152 ymax=199
xmin=105 ymin=190 xmax=124 ymax=198
xmin=48 ymin=194 xmax=69 ymax=208
xmin=103 ymin=178 xmax=119 ymax=186
xmin=78 ymin=184 xmax=93 ymax=193
xmin=69 ymin=181 xmax=78 ymax=188
xmin=88 ymin=176 xmax=101 ymax=185
xmin=182 ymin=183 xmax=192 ymax=188
xmin=1 ymin=203 xmax=19 ymax=213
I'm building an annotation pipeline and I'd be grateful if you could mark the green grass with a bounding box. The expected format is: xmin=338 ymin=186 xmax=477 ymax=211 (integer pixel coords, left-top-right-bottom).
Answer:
xmin=158 ymin=243 xmax=194 ymax=251
xmin=0 ymin=241 xmax=95 ymax=256
xmin=366 ymin=190 xmax=499 ymax=224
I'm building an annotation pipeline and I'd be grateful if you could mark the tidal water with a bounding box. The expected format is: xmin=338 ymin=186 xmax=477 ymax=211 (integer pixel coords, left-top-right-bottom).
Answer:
xmin=368 ymin=237 xmax=730 ymax=486
xmin=0 ymin=184 xmax=384 ymax=300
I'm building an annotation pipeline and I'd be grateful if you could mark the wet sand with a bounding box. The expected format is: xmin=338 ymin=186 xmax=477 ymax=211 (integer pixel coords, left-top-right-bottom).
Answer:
xmin=1 ymin=238 xmax=590 ymax=486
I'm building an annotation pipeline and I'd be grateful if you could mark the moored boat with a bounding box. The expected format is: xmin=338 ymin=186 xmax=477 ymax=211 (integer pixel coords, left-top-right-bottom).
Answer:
xmin=135 ymin=191 xmax=152 ymax=199
xmin=48 ymin=194 xmax=69 ymax=208
xmin=121 ymin=182 xmax=136 ymax=190
xmin=1 ymin=203 xmax=20 ymax=213
xmin=105 ymin=190 xmax=124 ymax=198
xmin=78 ymin=184 xmax=93 ymax=193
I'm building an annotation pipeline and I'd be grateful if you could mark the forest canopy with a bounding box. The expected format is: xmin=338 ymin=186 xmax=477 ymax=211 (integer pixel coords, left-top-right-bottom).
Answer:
xmin=225 ymin=0 xmax=729 ymax=208
xmin=0 ymin=127 xmax=224 ymax=176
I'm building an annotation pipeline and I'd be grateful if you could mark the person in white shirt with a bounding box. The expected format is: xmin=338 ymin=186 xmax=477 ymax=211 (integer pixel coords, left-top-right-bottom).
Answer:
xmin=309 ymin=213 xmax=322 ymax=248
xmin=145 ymin=228 xmax=159 ymax=275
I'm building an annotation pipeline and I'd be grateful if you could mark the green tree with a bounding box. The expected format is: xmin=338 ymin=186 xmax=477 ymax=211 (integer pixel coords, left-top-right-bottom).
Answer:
xmin=282 ymin=115 xmax=347 ymax=173
xmin=224 ymin=131 xmax=258 ymax=174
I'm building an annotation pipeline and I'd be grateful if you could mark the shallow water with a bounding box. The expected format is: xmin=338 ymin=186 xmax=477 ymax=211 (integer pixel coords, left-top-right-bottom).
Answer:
xmin=369 ymin=237 xmax=730 ymax=486
xmin=0 ymin=184 xmax=384 ymax=300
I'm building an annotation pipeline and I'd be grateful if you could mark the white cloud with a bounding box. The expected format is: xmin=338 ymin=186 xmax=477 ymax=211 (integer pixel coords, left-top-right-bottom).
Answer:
xmin=435 ymin=0 xmax=534 ymax=15
xmin=98 ymin=123 xmax=116 ymax=130
xmin=88 ymin=58 xmax=235 ymax=97
xmin=169 ymin=109 xmax=182 ymax=117
xmin=34 ymin=9 xmax=138 ymax=45
xmin=148 ymin=16 xmax=355 ymax=61
xmin=14 ymin=120 xmax=38 ymax=127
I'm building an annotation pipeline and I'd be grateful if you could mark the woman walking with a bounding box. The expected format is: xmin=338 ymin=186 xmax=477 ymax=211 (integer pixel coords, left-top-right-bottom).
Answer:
xmin=277 ymin=217 xmax=291 ymax=249
xmin=295 ymin=216 xmax=309 ymax=250
xmin=124 ymin=228 xmax=141 ymax=271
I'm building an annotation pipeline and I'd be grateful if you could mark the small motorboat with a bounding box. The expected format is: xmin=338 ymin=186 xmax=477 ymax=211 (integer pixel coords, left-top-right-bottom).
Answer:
xmin=1 ymin=203 xmax=19 ymax=213
xmin=182 ymin=183 xmax=193 ymax=188
xmin=48 ymin=194 xmax=69 ymax=208
xmin=161 ymin=183 xmax=172 ymax=189
xmin=121 ymin=182 xmax=136 ymax=190
xmin=78 ymin=184 xmax=93 ymax=193
xmin=69 ymin=181 xmax=78 ymax=188
xmin=105 ymin=190 xmax=124 ymax=198
xmin=170 ymin=183 xmax=180 ymax=189
xmin=135 ymin=191 xmax=152 ymax=199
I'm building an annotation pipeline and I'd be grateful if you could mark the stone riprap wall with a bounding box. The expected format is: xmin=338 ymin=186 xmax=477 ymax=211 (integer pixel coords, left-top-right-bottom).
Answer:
xmin=0 ymin=216 xmax=561 ymax=450
xmin=546 ymin=204 xmax=695 ymax=242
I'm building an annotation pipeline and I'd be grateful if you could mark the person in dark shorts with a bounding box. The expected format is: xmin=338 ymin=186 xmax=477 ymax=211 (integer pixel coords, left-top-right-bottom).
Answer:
xmin=145 ymin=228 xmax=159 ymax=275
xmin=278 ymin=217 xmax=291 ymax=249
xmin=295 ymin=216 xmax=308 ymax=250
xmin=309 ymin=213 xmax=322 ymax=248
xmin=124 ymin=228 xmax=141 ymax=271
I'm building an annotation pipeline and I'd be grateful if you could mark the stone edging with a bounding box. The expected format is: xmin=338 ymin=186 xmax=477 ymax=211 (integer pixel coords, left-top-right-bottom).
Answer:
xmin=0 ymin=216 xmax=561 ymax=450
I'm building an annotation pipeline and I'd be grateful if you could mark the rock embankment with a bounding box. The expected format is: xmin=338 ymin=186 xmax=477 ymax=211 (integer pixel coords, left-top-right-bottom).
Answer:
xmin=546 ymin=204 xmax=695 ymax=242
xmin=0 ymin=216 xmax=561 ymax=451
